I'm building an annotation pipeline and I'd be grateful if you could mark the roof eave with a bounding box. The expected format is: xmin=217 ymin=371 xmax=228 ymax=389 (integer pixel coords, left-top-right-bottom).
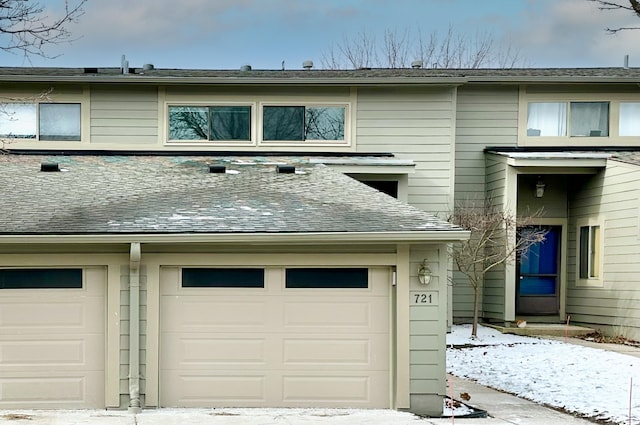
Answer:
xmin=0 ymin=75 xmax=469 ymax=86
xmin=0 ymin=231 xmax=470 ymax=245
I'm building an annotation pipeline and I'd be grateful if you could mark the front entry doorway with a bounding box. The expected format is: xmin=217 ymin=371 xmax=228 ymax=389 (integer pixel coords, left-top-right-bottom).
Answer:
xmin=516 ymin=226 xmax=561 ymax=315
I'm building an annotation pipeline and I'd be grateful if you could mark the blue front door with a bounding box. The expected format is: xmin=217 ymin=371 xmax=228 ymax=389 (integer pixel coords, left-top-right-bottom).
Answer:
xmin=516 ymin=226 xmax=561 ymax=315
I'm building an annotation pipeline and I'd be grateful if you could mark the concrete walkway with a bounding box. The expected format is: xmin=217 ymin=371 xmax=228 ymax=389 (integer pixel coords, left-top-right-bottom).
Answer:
xmin=422 ymin=375 xmax=596 ymax=425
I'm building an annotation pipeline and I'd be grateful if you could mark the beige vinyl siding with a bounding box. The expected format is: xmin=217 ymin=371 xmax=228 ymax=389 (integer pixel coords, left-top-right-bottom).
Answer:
xmin=356 ymin=87 xmax=456 ymax=215
xmin=119 ymin=265 xmax=148 ymax=408
xmin=480 ymin=155 xmax=510 ymax=321
xmin=567 ymin=160 xmax=640 ymax=341
xmin=91 ymin=87 xmax=159 ymax=145
xmin=451 ymin=87 xmax=518 ymax=321
xmin=455 ymin=86 xmax=518 ymax=201
xmin=409 ymin=245 xmax=447 ymax=408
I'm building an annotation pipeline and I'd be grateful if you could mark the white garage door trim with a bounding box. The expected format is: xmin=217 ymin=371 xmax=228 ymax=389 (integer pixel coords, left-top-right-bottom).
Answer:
xmin=0 ymin=267 xmax=105 ymax=408
xmin=160 ymin=266 xmax=391 ymax=408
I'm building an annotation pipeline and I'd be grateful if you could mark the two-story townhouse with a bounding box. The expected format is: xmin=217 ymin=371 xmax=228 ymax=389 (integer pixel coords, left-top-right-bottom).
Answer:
xmin=0 ymin=65 xmax=639 ymax=413
xmin=0 ymin=66 xmax=469 ymax=414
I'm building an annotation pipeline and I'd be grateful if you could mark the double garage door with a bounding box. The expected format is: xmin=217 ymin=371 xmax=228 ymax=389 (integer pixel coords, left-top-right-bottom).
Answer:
xmin=160 ymin=266 xmax=391 ymax=408
xmin=0 ymin=268 xmax=105 ymax=408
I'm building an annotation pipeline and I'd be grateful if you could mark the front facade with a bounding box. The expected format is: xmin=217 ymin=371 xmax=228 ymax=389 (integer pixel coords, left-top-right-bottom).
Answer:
xmin=0 ymin=65 xmax=639 ymax=411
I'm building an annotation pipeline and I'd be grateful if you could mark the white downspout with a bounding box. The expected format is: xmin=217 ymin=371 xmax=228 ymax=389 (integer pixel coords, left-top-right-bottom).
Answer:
xmin=128 ymin=242 xmax=142 ymax=413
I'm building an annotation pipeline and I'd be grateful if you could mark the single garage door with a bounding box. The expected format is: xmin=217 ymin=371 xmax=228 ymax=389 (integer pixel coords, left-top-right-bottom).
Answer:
xmin=160 ymin=266 xmax=390 ymax=408
xmin=0 ymin=267 xmax=105 ymax=408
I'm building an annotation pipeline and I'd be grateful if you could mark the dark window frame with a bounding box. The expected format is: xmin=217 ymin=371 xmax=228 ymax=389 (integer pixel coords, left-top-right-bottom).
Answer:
xmin=285 ymin=268 xmax=369 ymax=289
xmin=0 ymin=268 xmax=83 ymax=289
xmin=181 ymin=268 xmax=265 ymax=288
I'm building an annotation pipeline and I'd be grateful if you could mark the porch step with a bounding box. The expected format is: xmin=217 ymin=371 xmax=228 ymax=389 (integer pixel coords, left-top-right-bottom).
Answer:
xmin=485 ymin=323 xmax=595 ymax=338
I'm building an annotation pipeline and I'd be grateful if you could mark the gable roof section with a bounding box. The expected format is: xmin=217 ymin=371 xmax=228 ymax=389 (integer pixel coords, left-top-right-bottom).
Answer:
xmin=0 ymin=155 xmax=464 ymax=243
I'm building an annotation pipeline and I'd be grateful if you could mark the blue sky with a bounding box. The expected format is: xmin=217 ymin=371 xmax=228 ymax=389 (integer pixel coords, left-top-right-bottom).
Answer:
xmin=3 ymin=0 xmax=640 ymax=69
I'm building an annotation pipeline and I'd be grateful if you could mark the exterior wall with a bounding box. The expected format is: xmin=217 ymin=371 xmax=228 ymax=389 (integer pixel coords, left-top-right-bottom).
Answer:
xmin=452 ymin=86 xmax=519 ymax=321
xmin=481 ymin=155 xmax=511 ymax=322
xmin=408 ymin=244 xmax=448 ymax=415
xmin=90 ymin=86 xmax=159 ymax=146
xmin=356 ymin=86 xmax=457 ymax=214
xmin=567 ymin=160 xmax=640 ymax=341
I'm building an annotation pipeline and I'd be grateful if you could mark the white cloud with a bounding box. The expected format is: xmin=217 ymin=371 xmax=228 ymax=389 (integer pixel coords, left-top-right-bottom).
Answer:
xmin=507 ymin=0 xmax=640 ymax=67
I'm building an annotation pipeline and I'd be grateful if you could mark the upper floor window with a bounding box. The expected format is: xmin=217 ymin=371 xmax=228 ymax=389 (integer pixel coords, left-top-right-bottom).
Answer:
xmin=169 ymin=105 xmax=251 ymax=141
xmin=262 ymin=105 xmax=345 ymax=142
xmin=527 ymin=101 xmax=609 ymax=137
xmin=0 ymin=103 xmax=81 ymax=141
xmin=619 ymin=102 xmax=640 ymax=136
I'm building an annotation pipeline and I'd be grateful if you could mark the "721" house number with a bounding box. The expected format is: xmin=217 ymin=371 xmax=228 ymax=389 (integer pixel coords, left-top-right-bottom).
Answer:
xmin=412 ymin=292 xmax=437 ymax=305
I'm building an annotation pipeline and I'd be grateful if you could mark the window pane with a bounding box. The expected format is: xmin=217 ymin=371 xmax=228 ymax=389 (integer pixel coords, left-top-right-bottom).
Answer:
xmin=590 ymin=226 xmax=600 ymax=278
xmin=263 ymin=106 xmax=304 ymax=140
xmin=0 ymin=269 xmax=82 ymax=289
xmin=39 ymin=103 xmax=81 ymax=141
xmin=619 ymin=102 xmax=640 ymax=136
xmin=169 ymin=106 xmax=208 ymax=140
xmin=182 ymin=268 xmax=264 ymax=288
xmin=286 ymin=268 xmax=368 ymax=288
xmin=527 ymin=102 xmax=566 ymax=136
xmin=305 ymin=107 xmax=345 ymax=140
xmin=570 ymin=102 xmax=609 ymax=137
xmin=0 ymin=103 xmax=36 ymax=139
xmin=209 ymin=106 xmax=251 ymax=140
xmin=579 ymin=226 xmax=589 ymax=279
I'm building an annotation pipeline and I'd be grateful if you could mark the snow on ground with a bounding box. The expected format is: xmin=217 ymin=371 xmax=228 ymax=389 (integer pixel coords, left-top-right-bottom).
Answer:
xmin=447 ymin=324 xmax=640 ymax=425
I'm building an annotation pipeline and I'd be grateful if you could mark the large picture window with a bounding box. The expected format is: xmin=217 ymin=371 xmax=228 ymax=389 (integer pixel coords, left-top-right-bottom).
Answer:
xmin=169 ymin=105 xmax=251 ymax=141
xmin=526 ymin=101 xmax=609 ymax=138
xmin=0 ymin=103 xmax=80 ymax=141
xmin=263 ymin=105 xmax=345 ymax=142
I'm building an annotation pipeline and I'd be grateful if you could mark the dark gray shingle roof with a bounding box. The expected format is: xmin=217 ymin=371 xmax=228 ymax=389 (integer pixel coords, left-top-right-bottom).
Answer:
xmin=0 ymin=155 xmax=459 ymax=236
xmin=1 ymin=66 xmax=640 ymax=84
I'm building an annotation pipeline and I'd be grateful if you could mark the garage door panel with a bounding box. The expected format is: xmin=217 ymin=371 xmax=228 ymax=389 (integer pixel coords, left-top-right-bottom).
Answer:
xmin=0 ymin=270 xmax=105 ymax=408
xmin=0 ymin=372 xmax=103 ymax=408
xmin=282 ymin=373 xmax=388 ymax=406
xmin=162 ymin=300 xmax=268 ymax=332
xmin=162 ymin=372 xmax=267 ymax=406
xmin=282 ymin=335 xmax=388 ymax=370
xmin=282 ymin=299 xmax=389 ymax=332
xmin=0 ymin=334 xmax=104 ymax=371
xmin=160 ymin=266 xmax=390 ymax=408
xmin=162 ymin=335 xmax=267 ymax=367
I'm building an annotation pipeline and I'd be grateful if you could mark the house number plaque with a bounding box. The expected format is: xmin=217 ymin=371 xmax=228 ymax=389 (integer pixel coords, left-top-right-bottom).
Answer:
xmin=411 ymin=292 xmax=437 ymax=305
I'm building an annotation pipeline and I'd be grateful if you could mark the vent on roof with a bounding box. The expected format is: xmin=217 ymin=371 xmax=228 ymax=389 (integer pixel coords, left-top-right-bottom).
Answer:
xmin=208 ymin=165 xmax=226 ymax=174
xmin=411 ymin=60 xmax=423 ymax=69
xmin=83 ymin=67 xmax=98 ymax=74
xmin=240 ymin=64 xmax=252 ymax=71
xmin=302 ymin=60 xmax=314 ymax=70
xmin=276 ymin=165 xmax=295 ymax=174
xmin=40 ymin=162 xmax=60 ymax=172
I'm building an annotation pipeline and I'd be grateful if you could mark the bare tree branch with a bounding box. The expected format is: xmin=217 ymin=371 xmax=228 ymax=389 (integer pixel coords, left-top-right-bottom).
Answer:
xmin=321 ymin=25 xmax=526 ymax=69
xmin=589 ymin=0 xmax=640 ymax=32
xmin=449 ymin=198 xmax=547 ymax=337
xmin=0 ymin=0 xmax=87 ymax=59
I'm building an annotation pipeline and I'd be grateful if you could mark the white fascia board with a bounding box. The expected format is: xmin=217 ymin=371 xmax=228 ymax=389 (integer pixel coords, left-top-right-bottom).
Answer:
xmin=505 ymin=157 xmax=608 ymax=168
xmin=0 ymin=231 xmax=469 ymax=245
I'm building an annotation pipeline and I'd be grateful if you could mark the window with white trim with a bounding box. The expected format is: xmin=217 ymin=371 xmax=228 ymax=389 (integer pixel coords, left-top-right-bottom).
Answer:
xmin=0 ymin=103 xmax=81 ymax=141
xmin=527 ymin=101 xmax=609 ymax=138
xmin=577 ymin=220 xmax=603 ymax=286
xmin=262 ymin=105 xmax=346 ymax=142
xmin=168 ymin=105 xmax=252 ymax=141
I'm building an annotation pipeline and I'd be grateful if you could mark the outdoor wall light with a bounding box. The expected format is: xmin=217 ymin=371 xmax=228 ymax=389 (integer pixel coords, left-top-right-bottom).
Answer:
xmin=535 ymin=176 xmax=546 ymax=198
xmin=418 ymin=260 xmax=432 ymax=285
